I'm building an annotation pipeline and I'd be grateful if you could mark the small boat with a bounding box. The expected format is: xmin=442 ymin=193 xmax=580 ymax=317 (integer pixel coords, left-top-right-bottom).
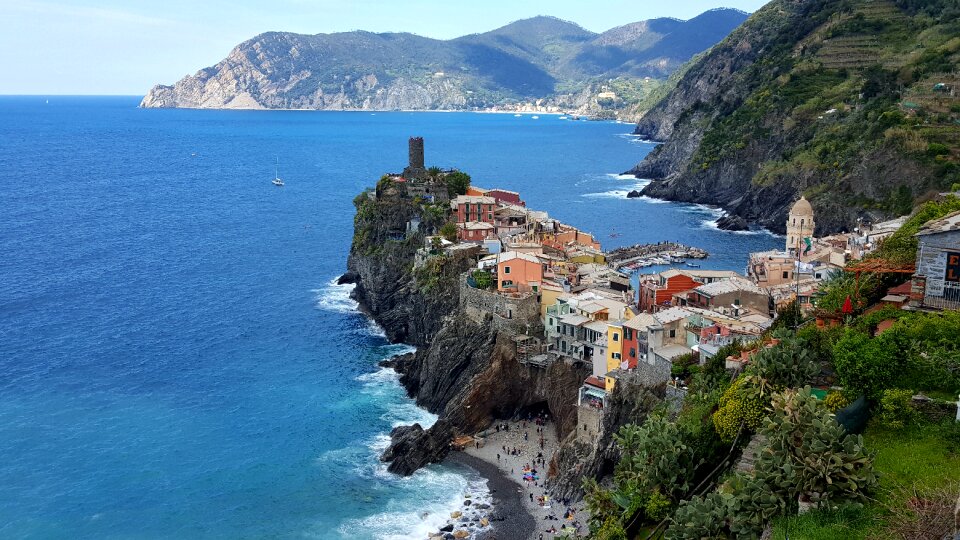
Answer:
xmin=559 ymin=116 xmax=568 ymax=120
xmin=531 ymin=115 xmax=539 ymax=119
xmin=514 ymin=114 xmax=522 ymax=117
xmin=686 ymin=262 xmax=701 ymax=268
xmin=272 ymin=157 xmax=284 ymax=187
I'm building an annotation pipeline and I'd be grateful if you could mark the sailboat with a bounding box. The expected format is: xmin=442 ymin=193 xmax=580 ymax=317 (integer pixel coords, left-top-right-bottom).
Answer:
xmin=272 ymin=157 xmax=284 ymax=187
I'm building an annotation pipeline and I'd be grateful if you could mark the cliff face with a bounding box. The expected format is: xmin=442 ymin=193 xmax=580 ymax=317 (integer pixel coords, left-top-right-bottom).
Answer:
xmin=550 ymin=380 xmax=666 ymax=501
xmin=630 ymin=0 xmax=960 ymax=234
xmin=348 ymin=192 xmax=589 ymax=475
xmin=140 ymin=12 xmax=747 ymax=112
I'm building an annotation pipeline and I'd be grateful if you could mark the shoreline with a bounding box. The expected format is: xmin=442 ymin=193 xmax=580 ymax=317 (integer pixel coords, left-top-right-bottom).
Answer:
xmin=457 ymin=419 xmax=587 ymax=540
xmin=446 ymin=452 xmax=536 ymax=540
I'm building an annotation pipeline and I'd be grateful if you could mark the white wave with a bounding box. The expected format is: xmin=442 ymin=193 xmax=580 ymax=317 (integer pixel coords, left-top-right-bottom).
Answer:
xmin=312 ymin=278 xmax=359 ymax=313
xmin=583 ymin=189 xmax=634 ymax=199
xmin=337 ymin=470 xmax=491 ymax=540
xmin=382 ymin=402 xmax=438 ymax=429
xmin=363 ymin=318 xmax=387 ymax=338
xmin=700 ymin=218 xmax=780 ymax=236
xmin=636 ymin=195 xmax=669 ymax=204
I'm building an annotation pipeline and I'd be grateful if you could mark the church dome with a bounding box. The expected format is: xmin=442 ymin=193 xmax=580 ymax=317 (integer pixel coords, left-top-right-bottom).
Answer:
xmin=790 ymin=196 xmax=814 ymax=217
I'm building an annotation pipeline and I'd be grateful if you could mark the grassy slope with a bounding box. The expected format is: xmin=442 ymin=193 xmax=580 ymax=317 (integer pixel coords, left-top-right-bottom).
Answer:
xmin=771 ymin=422 xmax=960 ymax=539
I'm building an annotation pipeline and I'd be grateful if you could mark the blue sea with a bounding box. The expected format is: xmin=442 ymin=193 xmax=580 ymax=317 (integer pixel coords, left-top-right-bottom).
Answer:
xmin=0 ymin=97 xmax=779 ymax=539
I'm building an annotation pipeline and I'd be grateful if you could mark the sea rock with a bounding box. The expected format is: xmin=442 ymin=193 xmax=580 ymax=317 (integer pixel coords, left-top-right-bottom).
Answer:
xmin=463 ymin=499 xmax=471 ymax=506
xmin=450 ymin=511 xmax=462 ymax=519
xmin=381 ymin=420 xmax=454 ymax=476
xmin=336 ymin=271 xmax=358 ymax=285
xmin=715 ymin=215 xmax=750 ymax=231
xmin=440 ymin=524 xmax=454 ymax=532
xmin=626 ymin=190 xmax=642 ymax=198
xmin=453 ymin=531 xmax=469 ymax=539
xmin=480 ymin=518 xmax=489 ymax=527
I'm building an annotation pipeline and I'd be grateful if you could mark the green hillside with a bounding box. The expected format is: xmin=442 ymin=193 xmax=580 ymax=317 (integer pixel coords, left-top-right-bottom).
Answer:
xmin=633 ymin=0 xmax=960 ymax=234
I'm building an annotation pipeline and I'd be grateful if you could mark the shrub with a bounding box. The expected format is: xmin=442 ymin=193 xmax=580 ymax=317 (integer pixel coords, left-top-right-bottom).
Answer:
xmin=878 ymin=388 xmax=915 ymax=429
xmin=713 ymin=376 xmax=767 ymax=441
xmin=444 ymin=171 xmax=471 ymax=197
xmin=471 ymin=269 xmax=493 ymax=290
xmin=832 ymin=328 xmax=897 ymax=401
xmin=749 ymin=335 xmax=820 ymax=389
xmin=439 ymin=222 xmax=457 ymax=242
xmin=824 ymin=391 xmax=851 ymax=412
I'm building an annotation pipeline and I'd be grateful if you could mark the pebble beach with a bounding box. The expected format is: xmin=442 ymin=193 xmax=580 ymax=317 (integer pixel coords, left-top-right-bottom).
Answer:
xmin=434 ymin=418 xmax=587 ymax=540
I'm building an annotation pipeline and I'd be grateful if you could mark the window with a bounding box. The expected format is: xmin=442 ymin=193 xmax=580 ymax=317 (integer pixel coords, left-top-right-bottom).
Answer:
xmin=669 ymin=329 xmax=676 ymax=338
xmin=630 ymin=348 xmax=636 ymax=358
xmin=504 ymin=266 xmax=511 ymax=274
xmin=782 ymin=271 xmax=789 ymax=279
xmin=488 ymin=213 xmax=492 ymax=220
xmin=612 ymin=353 xmax=621 ymax=360
xmin=734 ymin=298 xmax=741 ymax=306
xmin=800 ymin=218 xmax=805 ymax=227
xmin=612 ymin=333 xmax=619 ymax=342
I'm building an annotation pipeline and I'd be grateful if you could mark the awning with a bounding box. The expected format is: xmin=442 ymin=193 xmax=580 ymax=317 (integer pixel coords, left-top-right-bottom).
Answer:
xmin=584 ymin=388 xmax=607 ymax=399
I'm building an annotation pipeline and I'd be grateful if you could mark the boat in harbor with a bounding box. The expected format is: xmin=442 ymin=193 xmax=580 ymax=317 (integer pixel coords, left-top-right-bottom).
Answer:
xmin=272 ymin=157 xmax=284 ymax=187
xmin=686 ymin=262 xmax=701 ymax=268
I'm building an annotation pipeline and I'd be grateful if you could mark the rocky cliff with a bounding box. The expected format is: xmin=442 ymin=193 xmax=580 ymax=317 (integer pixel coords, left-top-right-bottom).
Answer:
xmin=550 ymin=379 xmax=666 ymax=501
xmin=347 ymin=190 xmax=589 ymax=475
xmin=630 ymin=0 xmax=960 ymax=234
xmin=141 ymin=11 xmax=747 ymax=112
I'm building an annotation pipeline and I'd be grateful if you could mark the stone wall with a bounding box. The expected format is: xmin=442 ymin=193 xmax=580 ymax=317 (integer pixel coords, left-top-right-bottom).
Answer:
xmin=459 ymin=274 xmax=543 ymax=335
xmin=576 ymin=404 xmax=603 ymax=445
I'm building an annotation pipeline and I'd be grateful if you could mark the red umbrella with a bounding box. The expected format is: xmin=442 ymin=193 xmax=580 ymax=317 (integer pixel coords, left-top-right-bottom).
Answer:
xmin=842 ymin=295 xmax=853 ymax=314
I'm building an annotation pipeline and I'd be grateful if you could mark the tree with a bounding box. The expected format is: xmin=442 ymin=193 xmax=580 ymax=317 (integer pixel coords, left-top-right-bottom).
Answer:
xmin=439 ymin=222 xmax=457 ymax=243
xmin=444 ymin=171 xmax=471 ymax=197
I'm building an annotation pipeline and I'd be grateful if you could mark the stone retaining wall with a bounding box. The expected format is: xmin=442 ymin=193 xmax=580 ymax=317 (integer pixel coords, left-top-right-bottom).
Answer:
xmin=459 ymin=274 xmax=542 ymax=335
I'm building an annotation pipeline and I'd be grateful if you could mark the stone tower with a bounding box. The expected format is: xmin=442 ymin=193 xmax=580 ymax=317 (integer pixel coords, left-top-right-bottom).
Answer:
xmin=786 ymin=196 xmax=815 ymax=256
xmin=403 ymin=137 xmax=426 ymax=180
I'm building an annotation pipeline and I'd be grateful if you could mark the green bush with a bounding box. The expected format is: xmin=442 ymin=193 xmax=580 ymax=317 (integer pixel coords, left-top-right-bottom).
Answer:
xmin=444 ymin=171 xmax=471 ymax=197
xmin=878 ymin=388 xmax=915 ymax=429
xmin=832 ymin=328 xmax=897 ymax=401
xmin=713 ymin=376 xmax=767 ymax=441
xmin=749 ymin=335 xmax=820 ymax=389
xmin=439 ymin=222 xmax=457 ymax=242
xmin=824 ymin=391 xmax=851 ymax=413
xmin=471 ymin=269 xmax=493 ymax=290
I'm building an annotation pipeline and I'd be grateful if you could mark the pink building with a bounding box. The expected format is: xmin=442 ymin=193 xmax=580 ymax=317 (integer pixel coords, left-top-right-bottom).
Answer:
xmin=497 ymin=251 xmax=543 ymax=293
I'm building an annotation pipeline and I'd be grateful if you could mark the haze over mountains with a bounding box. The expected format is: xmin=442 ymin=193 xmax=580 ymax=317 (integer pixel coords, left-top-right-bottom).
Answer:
xmin=140 ymin=9 xmax=748 ymax=111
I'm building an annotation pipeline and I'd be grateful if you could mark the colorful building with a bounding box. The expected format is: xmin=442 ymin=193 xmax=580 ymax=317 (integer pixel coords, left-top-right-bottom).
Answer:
xmin=497 ymin=251 xmax=543 ymax=293
xmin=451 ymin=195 xmax=496 ymax=224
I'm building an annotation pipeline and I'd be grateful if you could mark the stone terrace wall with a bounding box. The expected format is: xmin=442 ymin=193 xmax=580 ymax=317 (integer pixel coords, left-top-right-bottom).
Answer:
xmin=459 ymin=274 xmax=543 ymax=335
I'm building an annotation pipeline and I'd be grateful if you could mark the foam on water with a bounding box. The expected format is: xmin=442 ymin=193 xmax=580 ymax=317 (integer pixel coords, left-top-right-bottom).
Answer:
xmin=313 ymin=278 xmax=359 ymax=313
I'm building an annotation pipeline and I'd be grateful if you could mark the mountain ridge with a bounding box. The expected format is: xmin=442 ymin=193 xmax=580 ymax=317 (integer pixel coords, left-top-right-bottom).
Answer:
xmin=140 ymin=9 xmax=748 ymax=113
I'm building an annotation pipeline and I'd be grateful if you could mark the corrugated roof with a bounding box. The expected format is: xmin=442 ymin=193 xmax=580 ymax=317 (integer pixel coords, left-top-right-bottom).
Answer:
xmin=559 ymin=314 xmax=589 ymax=326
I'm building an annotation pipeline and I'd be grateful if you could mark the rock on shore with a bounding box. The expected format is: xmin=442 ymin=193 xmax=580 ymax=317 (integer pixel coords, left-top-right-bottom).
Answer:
xmin=380 ymin=420 xmax=454 ymax=476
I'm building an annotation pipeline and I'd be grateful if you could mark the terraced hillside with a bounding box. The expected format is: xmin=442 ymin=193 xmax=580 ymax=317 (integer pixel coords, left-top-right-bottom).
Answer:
xmin=632 ymin=0 xmax=960 ymax=234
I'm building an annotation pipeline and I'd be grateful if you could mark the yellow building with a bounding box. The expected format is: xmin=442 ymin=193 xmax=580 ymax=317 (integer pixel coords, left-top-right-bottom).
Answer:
xmin=605 ymin=322 xmax=624 ymax=391
xmin=539 ymin=281 xmax=565 ymax=319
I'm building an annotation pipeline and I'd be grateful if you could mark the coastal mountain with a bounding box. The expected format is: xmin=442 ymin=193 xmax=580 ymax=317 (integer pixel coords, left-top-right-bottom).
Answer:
xmin=139 ymin=9 xmax=748 ymax=111
xmin=630 ymin=0 xmax=960 ymax=234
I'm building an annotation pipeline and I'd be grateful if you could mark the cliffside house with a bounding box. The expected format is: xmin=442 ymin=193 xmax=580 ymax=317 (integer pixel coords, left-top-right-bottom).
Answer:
xmin=497 ymin=251 xmax=543 ymax=294
xmin=911 ymin=210 xmax=960 ymax=311
xmin=467 ymin=186 xmax=525 ymax=207
xmin=676 ymin=277 xmax=771 ymax=315
xmin=459 ymin=221 xmax=496 ymax=242
xmin=638 ymin=269 xmax=740 ymax=313
xmin=451 ymin=195 xmax=496 ymax=224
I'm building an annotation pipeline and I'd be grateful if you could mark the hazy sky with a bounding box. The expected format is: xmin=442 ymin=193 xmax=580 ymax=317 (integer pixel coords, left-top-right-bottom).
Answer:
xmin=0 ymin=0 xmax=769 ymax=95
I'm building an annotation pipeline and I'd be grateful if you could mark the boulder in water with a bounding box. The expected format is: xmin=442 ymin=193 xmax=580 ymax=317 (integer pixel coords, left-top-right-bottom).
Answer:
xmin=715 ymin=215 xmax=750 ymax=231
xmin=626 ymin=190 xmax=642 ymax=198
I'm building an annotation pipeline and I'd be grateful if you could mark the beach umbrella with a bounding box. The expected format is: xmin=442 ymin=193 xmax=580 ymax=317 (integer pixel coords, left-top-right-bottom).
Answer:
xmin=842 ymin=295 xmax=853 ymax=314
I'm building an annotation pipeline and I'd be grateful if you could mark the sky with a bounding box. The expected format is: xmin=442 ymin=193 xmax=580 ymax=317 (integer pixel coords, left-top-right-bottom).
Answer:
xmin=0 ymin=0 xmax=769 ymax=95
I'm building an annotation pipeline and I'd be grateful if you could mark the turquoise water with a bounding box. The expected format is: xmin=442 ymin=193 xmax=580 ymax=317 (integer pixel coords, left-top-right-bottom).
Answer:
xmin=0 ymin=97 xmax=779 ymax=539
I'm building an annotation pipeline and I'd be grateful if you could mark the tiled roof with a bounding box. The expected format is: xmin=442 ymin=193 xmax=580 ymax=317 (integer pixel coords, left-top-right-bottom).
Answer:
xmin=916 ymin=210 xmax=960 ymax=236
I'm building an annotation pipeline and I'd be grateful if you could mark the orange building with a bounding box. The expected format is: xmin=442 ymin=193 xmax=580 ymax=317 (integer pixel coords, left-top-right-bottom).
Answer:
xmin=497 ymin=251 xmax=543 ymax=293
xmin=638 ymin=270 xmax=702 ymax=312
